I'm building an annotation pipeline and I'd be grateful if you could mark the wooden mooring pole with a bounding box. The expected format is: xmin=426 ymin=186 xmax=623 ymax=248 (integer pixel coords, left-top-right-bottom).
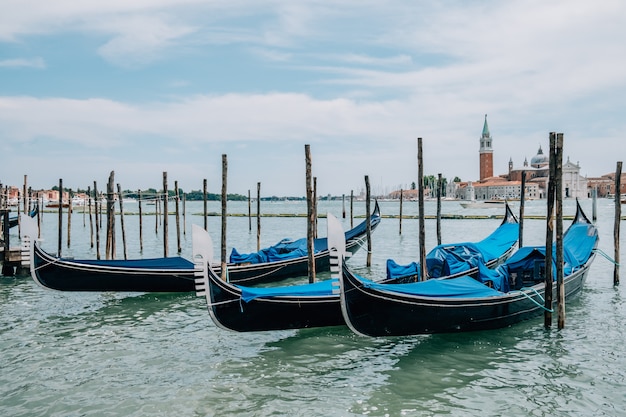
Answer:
xmin=256 ymin=182 xmax=261 ymax=252
xmin=615 ymin=161 xmax=622 ymax=286
xmin=175 ymin=181 xmax=181 ymax=254
xmin=365 ymin=175 xmax=372 ymax=267
xmin=248 ymin=189 xmax=252 ymax=232
xmin=544 ymin=133 xmax=556 ymax=328
xmin=555 ymin=133 xmax=565 ymax=329
xmin=117 ymin=184 xmax=128 ymax=260
xmin=138 ymin=190 xmax=143 ymax=252
xmin=399 ymin=189 xmax=403 ymax=235
xmin=519 ymin=171 xmax=526 ymax=248
xmin=305 ymin=144 xmax=316 ymax=283
xmin=57 ymin=178 xmax=63 ymax=257
xmin=221 ymin=154 xmax=228 ymax=280
xmin=67 ymin=189 xmax=72 ymax=248
xmin=417 ymin=137 xmax=426 ymax=281
xmin=93 ymin=181 xmax=101 ymax=260
xmin=350 ymin=190 xmax=354 ymax=229
xmin=163 ymin=172 xmax=168 ymax=258
xmin=203 ymin=179 xmax=208 ymax=231
xmin=106 ymin=171 xmax=115 ymax=260
xmin=437 ymin=173 xmax=442 ymax=246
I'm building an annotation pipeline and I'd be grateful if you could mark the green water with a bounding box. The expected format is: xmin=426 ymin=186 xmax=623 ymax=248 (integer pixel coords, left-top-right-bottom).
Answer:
xmin=1 ymin=199 xmax=624 ymax=416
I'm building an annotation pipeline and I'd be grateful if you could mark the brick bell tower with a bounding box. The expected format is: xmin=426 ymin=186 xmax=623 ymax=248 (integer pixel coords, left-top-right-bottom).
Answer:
xmin=479 ymin=114 xmax=493 ymax=181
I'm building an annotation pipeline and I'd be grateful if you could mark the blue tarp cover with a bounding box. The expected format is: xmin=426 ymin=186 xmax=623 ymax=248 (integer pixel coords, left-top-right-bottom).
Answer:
xmin=387 ymin=222 xmax=519 ymax=280
xmin=230 ymin=212 xmax=380 ymax=265
xmin=240 ymin=279 xmax=337 ymax=303
xmin=362 ymin=274 xmax=503 ymax=298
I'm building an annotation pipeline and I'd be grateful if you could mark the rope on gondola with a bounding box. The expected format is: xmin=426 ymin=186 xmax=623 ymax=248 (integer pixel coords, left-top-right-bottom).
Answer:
xmin=516 ymin=287 xmax=554 ymax=313
xmin=593 ymin=248 xmax=619 ymax=266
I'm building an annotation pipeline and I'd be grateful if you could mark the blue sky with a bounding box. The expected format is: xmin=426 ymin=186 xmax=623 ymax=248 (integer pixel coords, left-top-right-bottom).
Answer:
xmin=1 ymin=1 xmax=625 ymax=197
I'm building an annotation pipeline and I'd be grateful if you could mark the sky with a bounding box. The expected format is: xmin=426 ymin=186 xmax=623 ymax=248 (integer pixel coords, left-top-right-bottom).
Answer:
xmin=1 ymin=0 xmax=625 ymax=198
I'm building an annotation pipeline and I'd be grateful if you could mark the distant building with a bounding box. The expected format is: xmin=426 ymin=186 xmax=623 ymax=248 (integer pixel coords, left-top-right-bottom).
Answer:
xmin=451 ymin=116 xmax=588 ymax=200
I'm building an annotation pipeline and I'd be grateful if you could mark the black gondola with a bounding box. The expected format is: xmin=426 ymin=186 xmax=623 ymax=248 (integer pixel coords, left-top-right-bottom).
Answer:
xmin=29 ymin=203 xmax=381 ymax=292
xmin=339 ymin=200 xmax=598 ymax=337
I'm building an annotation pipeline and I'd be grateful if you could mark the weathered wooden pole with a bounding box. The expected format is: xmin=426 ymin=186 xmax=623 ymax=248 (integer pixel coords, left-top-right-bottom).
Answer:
xmin=305 ymin=144 xmax=316 ymax=283
xmin=614 ymin=161 xmax=622 ymax=286
xmin=517 ymin=170 xmax=526 ymax=248
xmin=117 ymin=184 xmax=128 ymax=260
xmin=154 ymin=193 xmax=159 ymax=234
xmin=437 ymin=173 xmax=442 ymax=246
xmin=67 ymin=189 xmax=73 ymax=248
xmin=544 ymin=132 xmax=556 ymax=328
xmin=417 ymin=138 xmax=427 ymax=281
xmin=203 ymin=179 xmax=208 ymax=231
xmin=342 ymin=194 xmax=346 ymax=218
xmin=94 ymin=181 xmax=101 ymax=259
xmin=106 ymin=171 xmax=115 ymax=260
xmin=257 ymin=182 xmax=261 ymax=252
xmin=592 ymin=186 xmax=598 ymax=223
xmin=350 ymin=190 xmax=354 ymax=228
xmin=221 ymin=154 xmax=228 ymax=280
xmin=399 ymin=189 xmax=403 ymax=235
xmin=182 ymin=192 xmax=187 ymax=236
xmin=88 ymin=186 xmax=94 ymax=248
xmin=138 ymin=190 xmax=143 ymax=252
xmin=248 ymin=189 xmax=252 ymax=232
xmin=555 ymin=133 xmax=565 ymax=329
xmin=175 ymin=180 xmax=181 ymax=254
xmin=22 ymin=175 xmax=27 ymax=215
xmin=365 ymin=175 xmax=372 ymax=267
xmin=163 ymin=172 xmax=169 ymax=257
xmin=57 ymin=178 xmax=63 ymax=257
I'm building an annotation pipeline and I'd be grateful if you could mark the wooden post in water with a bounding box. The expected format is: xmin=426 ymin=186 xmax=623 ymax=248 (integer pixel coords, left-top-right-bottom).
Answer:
xmin=163 ymin=172 xmax=169 ymax=257
xmin=437 ymin=173 xmax=442 ymax=245
xmin=350 ymin=190 xmax=354 ymax=229
xmin=305 ymin=144 xmax=316 ymax=283
xmin=417 ymin=138 xmax=427 ymax=281
xmin=544 ymin=132 xmax=556 ymax=328
xmin=57 ymin=178 xmax=63 ymax=257
xmin=183 ymin=192 xmax=187 ymax=236
xmin=93 ymin=181 xmax=101 ymax=259
xmin=592 ymin=186 xmax=598 ymax=223
xmin=203 ymin=179 xmax=208 ymax=231
xmin=399 ymin=189 xmax=403 ymax=235
xmin=248 ymin=189 xmax=252 ymax=232
xmin=256 ymin=182 xmax=261 ymax=252
xmin=175 ymin=180 xmax=181 ymax=254
xmin=138 ymin=190 xmax=143 ymax=252
xmin=220 ymin=154 xmax=228 ymax=280
xmin=555 ymin=133 xmax=565 ymax=329
xmin=117 ymin=184 xmax=128 ymax=260
xmin=342 ymin=194 xmax=346 ymax=219
xmin=106 ymin=171 xmax=115 ymax=260
xmin=614 ymin=161 xmax=622 ymax=286
xmin=67 ymin=189 xmax=73 ymax=248
xmin=517 ymin=170 xmax=526 ymax=248
xmin=88 ymin=186 xmax=94 ymax=248
xmin=365 ymin=175 xmax=372 ymax=267
xmin=22 ymin=175 xmax=27 ymax=215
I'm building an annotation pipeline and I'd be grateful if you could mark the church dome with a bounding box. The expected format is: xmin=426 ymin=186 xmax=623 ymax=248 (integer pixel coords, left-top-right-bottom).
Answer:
xmin=530 ymin=145 xmax=549 ymax=168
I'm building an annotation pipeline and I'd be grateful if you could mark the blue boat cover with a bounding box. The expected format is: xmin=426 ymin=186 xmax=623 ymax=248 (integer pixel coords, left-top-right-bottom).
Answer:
xmin=387 ymin=222 xmax=519 ymax=280
xmin=229 ymin=212 xmax=379 ymax=265
xmin=362 ymin=274 xmax=503 ymax=298
xmin=240 ymin=279 xmax=337 ymax=302
xmin=67 ymin=256 xmax=195 ymax=269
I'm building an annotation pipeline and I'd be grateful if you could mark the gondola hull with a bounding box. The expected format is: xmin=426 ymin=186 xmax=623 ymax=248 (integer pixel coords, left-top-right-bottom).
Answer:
xmin=339 ymin=200 xmax=598 ymax=337
xmin=340 ymin=258 xmax=592 ymax=336
xmin=29 ymin=204 xmax=381 ymax=292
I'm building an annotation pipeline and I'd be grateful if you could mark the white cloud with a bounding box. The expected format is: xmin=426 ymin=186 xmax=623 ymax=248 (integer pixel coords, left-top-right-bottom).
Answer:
xmin=0 ymin=57 xmax=45 ymax=68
